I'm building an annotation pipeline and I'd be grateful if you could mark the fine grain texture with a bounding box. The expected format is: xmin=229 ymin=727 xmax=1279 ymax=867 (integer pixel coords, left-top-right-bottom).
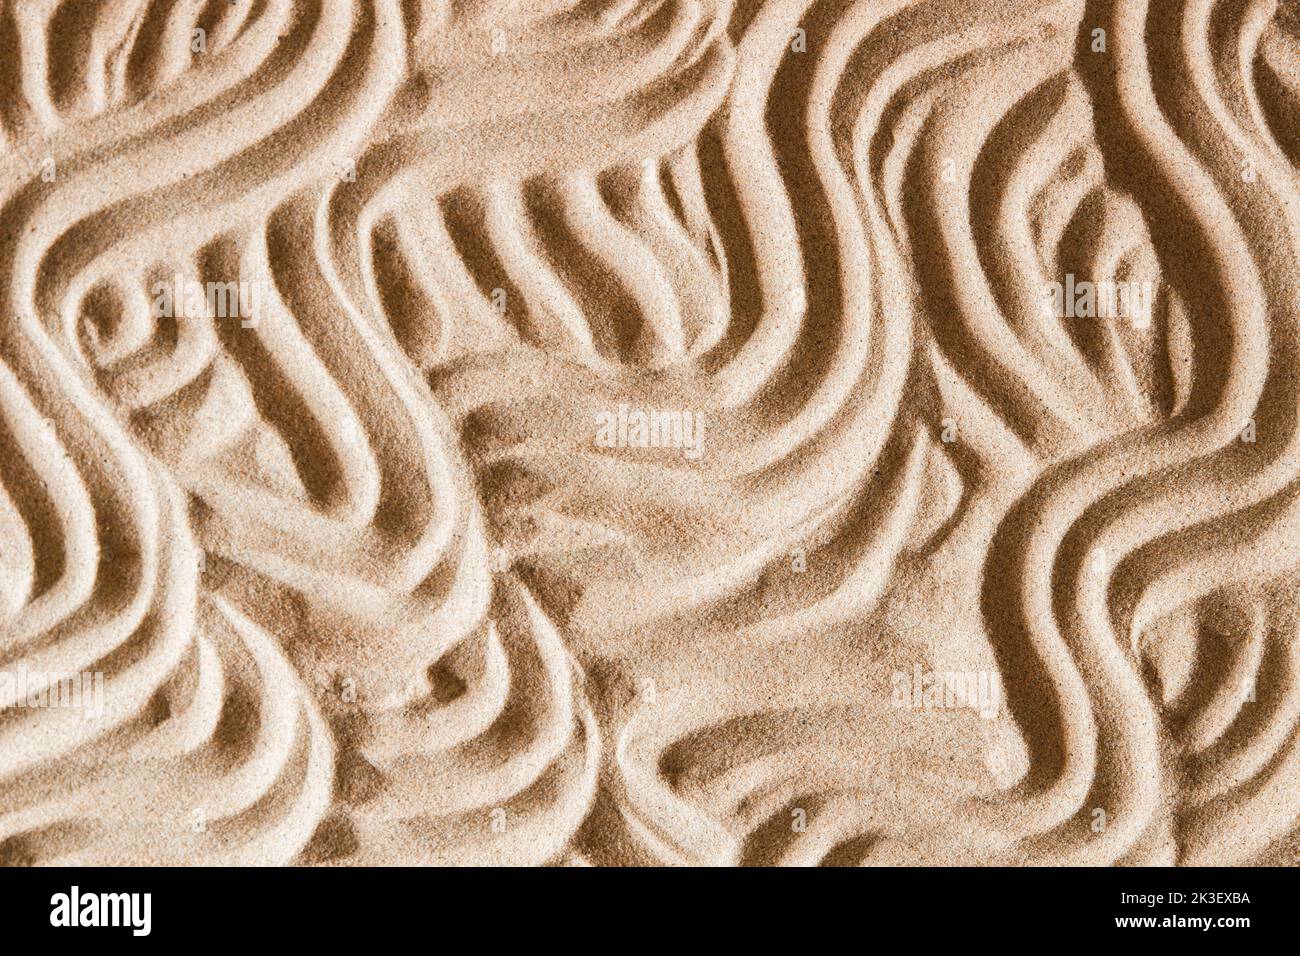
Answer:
xmin=1 ymin=0 xmax=1299 ymax=866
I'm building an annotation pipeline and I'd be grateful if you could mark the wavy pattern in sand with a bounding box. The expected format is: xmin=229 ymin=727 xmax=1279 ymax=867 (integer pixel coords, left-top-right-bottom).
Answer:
xmin=1 ymin=0 xmax=1298 ymax=865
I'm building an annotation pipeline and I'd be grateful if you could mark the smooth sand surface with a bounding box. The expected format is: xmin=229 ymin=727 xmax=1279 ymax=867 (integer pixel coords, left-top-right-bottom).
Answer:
xmin=1 ymin=0 xmax=1299 ymax=865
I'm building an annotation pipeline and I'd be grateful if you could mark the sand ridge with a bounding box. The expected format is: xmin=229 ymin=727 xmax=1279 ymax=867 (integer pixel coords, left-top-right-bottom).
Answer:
xmin=0 ymin=0 xmax=1298 ymax=866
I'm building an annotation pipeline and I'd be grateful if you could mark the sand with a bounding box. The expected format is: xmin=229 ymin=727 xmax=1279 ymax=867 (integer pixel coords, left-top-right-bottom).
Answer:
xmin=0 ymin=0 xmax=1298 ymax=866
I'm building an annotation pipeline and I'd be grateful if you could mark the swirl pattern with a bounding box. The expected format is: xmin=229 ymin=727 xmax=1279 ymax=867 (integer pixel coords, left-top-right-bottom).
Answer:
xmin=1 ymin=0 xmax=1298 ymax=865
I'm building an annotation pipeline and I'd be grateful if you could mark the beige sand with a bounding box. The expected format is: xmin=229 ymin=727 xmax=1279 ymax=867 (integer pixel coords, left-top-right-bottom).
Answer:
xmin=1 ymin=0 xmax=1299 ymax=866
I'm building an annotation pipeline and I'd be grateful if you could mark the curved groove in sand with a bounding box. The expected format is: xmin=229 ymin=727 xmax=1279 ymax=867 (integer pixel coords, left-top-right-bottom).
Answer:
xmin=2 ymin=0 xmax=1298 ymax=865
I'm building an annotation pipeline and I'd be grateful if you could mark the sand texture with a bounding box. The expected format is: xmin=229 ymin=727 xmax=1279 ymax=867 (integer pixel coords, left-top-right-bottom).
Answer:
xmin=1 ymin=0 xmax=1299 ymax=866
